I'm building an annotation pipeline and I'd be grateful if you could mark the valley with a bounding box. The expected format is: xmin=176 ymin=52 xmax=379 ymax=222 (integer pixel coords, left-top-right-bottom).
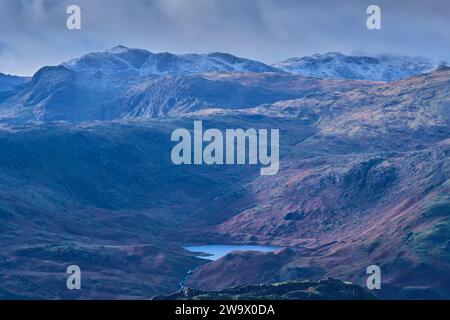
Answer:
xmin=0 ymin=47 xmax=448 ymax=300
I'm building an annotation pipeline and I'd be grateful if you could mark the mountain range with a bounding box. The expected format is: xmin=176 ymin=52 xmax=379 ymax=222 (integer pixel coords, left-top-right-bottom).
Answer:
xmin=0 ymin=46 xmax=446 ymax=125
xmin=0 ymin=46 xmax=448 ymax=299
xmin=63 ymin=45 xmax=281 ymax=76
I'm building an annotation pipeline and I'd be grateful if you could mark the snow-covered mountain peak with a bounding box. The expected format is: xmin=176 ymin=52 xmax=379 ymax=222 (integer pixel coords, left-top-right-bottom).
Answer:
xmin=62 ymin=46 xmax=280 ymax=76
xmin=273 ymin=53 xmax=442 ymax=81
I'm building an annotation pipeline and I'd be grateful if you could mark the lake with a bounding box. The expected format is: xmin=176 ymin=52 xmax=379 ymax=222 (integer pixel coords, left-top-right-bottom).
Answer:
xmin=184 ymin=244 xmax=282 ymax=261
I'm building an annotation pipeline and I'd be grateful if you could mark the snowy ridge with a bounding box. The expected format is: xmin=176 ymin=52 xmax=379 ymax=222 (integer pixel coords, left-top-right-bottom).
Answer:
xmin=62 ymin=45 xmax=281 ymax=76
xmin=62 ymin=47 xmax=445 ymax=81
xmin=272 ymin=52 xmax=444 ymax=81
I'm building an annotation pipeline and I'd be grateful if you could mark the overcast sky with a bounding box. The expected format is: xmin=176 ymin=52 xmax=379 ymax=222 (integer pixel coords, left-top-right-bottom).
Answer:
xmin=0 ymin=0 xmax=449 ymax=76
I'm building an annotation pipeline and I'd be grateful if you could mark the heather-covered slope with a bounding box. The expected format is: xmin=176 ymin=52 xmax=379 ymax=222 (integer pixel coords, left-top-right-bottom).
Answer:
xmin=0 ymin=73 xmax=29 ymax=104
xmin=0 ymin=121 xmax=252 ymax=299
xmin=185 ymin=69 xmax=450 ymax=298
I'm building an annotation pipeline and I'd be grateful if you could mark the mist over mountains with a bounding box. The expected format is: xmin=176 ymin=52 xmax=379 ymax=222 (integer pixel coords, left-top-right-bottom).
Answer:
xmin=0 ymin=46 xmax=449 ymax=299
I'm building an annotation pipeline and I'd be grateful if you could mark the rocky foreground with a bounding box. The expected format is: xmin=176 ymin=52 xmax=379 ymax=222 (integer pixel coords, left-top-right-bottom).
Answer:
xmin=152 ymin=278 xmax=375 ymax=300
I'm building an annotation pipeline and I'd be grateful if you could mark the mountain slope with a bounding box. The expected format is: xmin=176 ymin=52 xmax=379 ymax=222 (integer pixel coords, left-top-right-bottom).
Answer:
xmin=119 ymin=73 xmax=373 ymax=118
xmin=0 ymin=67 xmax=373 ymax=123
xmin=0 ymin=73 xmax=28 ymax=89
xmin=184 ymin=69 xmax=450 ymax=298
xmin=0 ymin=73 xmax=29 ymax=104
